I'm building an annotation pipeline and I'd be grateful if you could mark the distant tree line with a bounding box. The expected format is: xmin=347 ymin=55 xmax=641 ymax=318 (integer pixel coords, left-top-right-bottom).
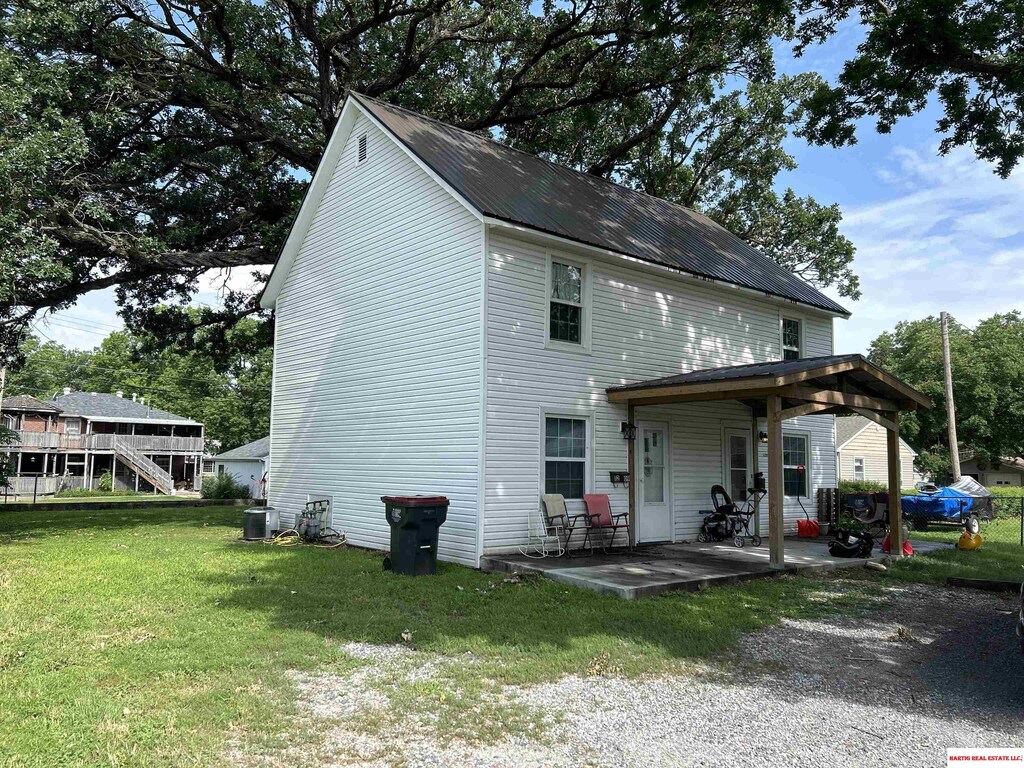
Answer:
xmin=869 ymin=311 xmax=1024 ymax=480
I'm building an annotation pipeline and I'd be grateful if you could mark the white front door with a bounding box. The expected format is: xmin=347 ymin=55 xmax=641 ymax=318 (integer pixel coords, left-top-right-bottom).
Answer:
xmin=637 ymin=422 xmax=671 ymax=543
xmin=724 ymin=429 xmax=752 ymax=503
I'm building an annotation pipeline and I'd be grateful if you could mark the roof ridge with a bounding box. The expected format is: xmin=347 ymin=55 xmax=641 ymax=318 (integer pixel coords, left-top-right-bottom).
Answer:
xmin=351 ymin=92 xmax=729 ymax=227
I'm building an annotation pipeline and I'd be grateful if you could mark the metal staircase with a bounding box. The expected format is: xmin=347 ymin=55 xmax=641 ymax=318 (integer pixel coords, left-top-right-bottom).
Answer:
xmin=113 ymin=437 xmax=175 ymax=495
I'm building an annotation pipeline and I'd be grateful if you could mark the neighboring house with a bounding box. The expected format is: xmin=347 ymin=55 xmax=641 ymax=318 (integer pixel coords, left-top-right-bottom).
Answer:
xmin=960 ymin=456 xmax=1024 ymax=487
xmin=259 ymin=93 xmax=928 ymax=567
xmin=835 ymin=415 xmax=923 ymax=487
xmin=2 ymin=390 xmax=205 ymax=495
xmin=213 ymin=436 xmax=270 ymax=498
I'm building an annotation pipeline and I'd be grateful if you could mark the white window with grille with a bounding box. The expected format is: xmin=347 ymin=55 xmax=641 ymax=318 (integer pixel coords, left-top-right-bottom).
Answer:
xmin=545 ymin=255 xmax=590 ymax=350
xmin=781 ymin=317 xmax=802 ymax=361
xmin=854 ymin=456 xmax=865 ymax=481
xmin=542 ymin=414 xmax=590 ymax=499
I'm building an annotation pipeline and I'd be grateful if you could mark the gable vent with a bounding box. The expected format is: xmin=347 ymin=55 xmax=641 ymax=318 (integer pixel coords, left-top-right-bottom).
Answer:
xmin=357 ymin=133 xmax=368 ymax=163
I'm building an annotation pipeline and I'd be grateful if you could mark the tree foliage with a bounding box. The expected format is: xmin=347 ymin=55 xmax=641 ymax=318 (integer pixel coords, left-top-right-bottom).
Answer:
xmin=0 ymin=424 xmax=14 ymax=486
xmin=7 ymin=317 xmax=271 ymax=450
xmin=795 ymin=0 xmax=1024 ymax=176
xmin=0 ymin=0 xmax=861 ymax=360
xmin=869 ymin=312 xmax=1024 ymax=480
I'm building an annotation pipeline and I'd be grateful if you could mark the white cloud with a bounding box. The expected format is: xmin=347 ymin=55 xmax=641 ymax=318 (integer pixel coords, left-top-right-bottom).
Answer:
xmin=829 ymin=145 xmax=1024 ymax=352
xmin=194 ymin=265 xmax=272 ymax=305
xmin=40 ymin=265 xmax=273 ymax=350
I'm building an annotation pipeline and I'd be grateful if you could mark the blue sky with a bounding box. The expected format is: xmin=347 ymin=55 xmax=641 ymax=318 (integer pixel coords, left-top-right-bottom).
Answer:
xmin=39 ymin=25 xmax=1023 ymax=354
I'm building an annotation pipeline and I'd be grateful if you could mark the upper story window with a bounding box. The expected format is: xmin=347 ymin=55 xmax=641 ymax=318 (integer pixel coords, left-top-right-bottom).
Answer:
xmin=548 ymin=259 xmax=585 ymax=346
xmin=781 ymin=317 xmax=802 ymax=361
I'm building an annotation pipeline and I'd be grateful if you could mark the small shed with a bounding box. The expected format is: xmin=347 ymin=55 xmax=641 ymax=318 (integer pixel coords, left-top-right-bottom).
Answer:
xmin=214 ymin=436 xmax=269 ymax=499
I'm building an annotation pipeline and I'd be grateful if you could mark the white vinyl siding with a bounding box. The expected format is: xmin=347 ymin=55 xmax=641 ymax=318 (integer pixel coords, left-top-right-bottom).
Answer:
xmin=269 ymin=112 xmax=484 ymax=566
xmin=837 ymin=423 xmax=920 ymax=487
xmin=483 ymin=231 xmax=837 ymax=552
xmin=216 ymin=458 xmax=266 ymax=499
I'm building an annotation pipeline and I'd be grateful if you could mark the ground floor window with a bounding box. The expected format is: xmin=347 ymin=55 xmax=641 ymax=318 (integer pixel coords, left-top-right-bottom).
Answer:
xmin=783 ymin=434 xmax=809 ymax=497
xmin=853 ymin=456 xmax=865 ymax=481
xmin=544 ymin=416 xmax=587 ymax=499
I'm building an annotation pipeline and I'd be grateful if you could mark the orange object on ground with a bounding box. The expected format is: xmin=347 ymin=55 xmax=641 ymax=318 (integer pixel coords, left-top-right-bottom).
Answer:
xmin=881 ymin=535 xmax=914 ymax=555
xmin=797 ymin=518 xmax=820 ymax=538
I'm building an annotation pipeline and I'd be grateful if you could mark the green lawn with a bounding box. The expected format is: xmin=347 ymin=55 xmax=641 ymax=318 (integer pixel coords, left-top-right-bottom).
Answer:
xmin=883 ymin=513 xmax=1023 ymax=585
xmin=0 ymin=505 xmax=893 ymax=767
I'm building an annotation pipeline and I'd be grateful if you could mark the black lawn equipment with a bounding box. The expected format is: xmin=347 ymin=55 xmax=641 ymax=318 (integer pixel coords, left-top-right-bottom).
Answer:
xmin=827 ymin=528 xmax=874 ymax=558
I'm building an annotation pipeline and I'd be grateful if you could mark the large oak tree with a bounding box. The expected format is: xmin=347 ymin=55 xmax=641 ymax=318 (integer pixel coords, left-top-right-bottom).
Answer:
xmin=796 ymin=0 xmax=1024 ymax=176
xmin=1 ymin=0 xmax=865 ymax=361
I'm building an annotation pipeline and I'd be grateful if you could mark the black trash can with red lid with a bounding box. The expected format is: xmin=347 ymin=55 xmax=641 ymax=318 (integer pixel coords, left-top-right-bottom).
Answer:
xmin=381 ymin=495 xmax=449 ymax=576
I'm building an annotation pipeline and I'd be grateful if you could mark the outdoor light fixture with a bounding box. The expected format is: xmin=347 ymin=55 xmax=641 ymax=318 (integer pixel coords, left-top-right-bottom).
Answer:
xmin=758 ymin=431 xmax=769 ymax=444
xmin=620 ymin=422 xmax=637 ymax=440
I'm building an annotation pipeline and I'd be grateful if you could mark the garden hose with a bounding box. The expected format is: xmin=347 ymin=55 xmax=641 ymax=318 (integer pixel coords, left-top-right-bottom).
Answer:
xmin=264 ymin=527 xmax=346 ymax=548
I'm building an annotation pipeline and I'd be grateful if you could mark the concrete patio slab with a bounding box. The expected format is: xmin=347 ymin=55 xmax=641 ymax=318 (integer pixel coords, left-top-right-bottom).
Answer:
xmin=480 ymin=537 xmax=945 ymax=599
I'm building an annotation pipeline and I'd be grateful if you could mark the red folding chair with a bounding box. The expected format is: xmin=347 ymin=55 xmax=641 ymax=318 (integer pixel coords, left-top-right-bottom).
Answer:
xmin=582 ymin=494 xmax=631 ymax=552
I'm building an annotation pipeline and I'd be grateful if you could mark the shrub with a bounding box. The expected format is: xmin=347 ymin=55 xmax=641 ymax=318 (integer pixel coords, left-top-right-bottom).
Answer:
xmin=97 ymin=471 xmax=113 ymax=493
xmin=838 ymin=479 xmax=886 ymax=496
xmin=201 ymin=473 xmax=250 ymax=500
xmin=986 ymin=486 xmax=1024 ymax=499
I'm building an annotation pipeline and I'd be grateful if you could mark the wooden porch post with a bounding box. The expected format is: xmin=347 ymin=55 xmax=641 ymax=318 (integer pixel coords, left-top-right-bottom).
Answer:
xmin=767 ymin=394 xmax=785 ymax=569
xmin=886 ymin=415 xmax=905 ymax=557
xmin=626 ymin=402 xmax=636 ymax=548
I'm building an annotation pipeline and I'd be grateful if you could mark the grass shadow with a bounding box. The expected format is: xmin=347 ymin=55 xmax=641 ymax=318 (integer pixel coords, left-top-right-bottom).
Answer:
xmin=201 ymin=534 xmax=884 ymax=683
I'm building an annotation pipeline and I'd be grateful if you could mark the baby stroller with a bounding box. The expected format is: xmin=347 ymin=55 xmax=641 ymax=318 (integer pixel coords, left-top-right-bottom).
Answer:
xmin=698 ymin=482 xmax=763 ymax=548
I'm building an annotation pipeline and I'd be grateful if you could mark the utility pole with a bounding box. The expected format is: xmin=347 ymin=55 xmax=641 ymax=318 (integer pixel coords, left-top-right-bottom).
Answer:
xmin=940 ymin=312 xmax=961 ymax=481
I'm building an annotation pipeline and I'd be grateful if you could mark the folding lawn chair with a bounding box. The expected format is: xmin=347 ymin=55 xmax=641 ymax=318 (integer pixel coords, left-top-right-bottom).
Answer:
xmin=582 ymin=493 xmax=632 ymax=553
xmin=534 ymin=494 xmax=591 ymax=557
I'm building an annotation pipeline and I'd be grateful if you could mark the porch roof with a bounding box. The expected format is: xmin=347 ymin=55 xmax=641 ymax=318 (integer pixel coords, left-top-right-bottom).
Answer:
xmin=606 ymin=353 xmax=932 ymax=413
xmin=608 ymin=354 xmax=930 ymax=572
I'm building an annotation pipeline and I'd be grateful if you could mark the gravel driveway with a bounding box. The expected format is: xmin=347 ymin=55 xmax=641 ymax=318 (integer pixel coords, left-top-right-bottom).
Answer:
xmin=236 ymin=579 xmax=1023 ymax=768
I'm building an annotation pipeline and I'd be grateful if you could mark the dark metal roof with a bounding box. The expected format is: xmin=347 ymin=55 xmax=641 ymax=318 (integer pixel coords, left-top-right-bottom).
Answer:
xmin=54 ymin=392 xmax=201 ymax=424
xmin=354 ymin=94 xmax=850 ymax=316
xmin=215 ymin=436 xmax=270 ymax=460
xmin=1 ymin=395 xmax=62 ymax=413
xmin=608 ymin=354 xmax=865 ymax=392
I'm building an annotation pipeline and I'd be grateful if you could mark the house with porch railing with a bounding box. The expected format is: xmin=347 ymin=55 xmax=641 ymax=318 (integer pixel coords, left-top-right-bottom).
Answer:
xmin=2 ymin=390 xmax=205 ymax=497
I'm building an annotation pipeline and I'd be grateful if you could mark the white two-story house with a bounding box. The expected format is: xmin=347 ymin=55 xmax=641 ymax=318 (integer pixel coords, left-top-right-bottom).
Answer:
xmin=259 ymin=93 xmax=929 ymax=568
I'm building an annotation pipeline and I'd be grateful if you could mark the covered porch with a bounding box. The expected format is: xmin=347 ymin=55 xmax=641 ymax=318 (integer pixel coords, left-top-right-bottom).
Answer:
xmin=607 ymin=354 xmax=932 ymax=570
xmin=482 ymin=536 xmax=944 ymax=599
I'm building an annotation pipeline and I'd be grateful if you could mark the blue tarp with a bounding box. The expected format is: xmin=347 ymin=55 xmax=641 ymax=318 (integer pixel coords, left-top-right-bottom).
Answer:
xmin=901 ymin=487 xmax=974 ymax=521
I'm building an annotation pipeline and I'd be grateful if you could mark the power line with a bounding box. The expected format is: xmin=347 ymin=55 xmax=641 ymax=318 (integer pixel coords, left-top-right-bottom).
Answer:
xmin=42 ymin=314 xmax=124 ymax=333
xmin=55 ymin=313 xmax=124 ymax=331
